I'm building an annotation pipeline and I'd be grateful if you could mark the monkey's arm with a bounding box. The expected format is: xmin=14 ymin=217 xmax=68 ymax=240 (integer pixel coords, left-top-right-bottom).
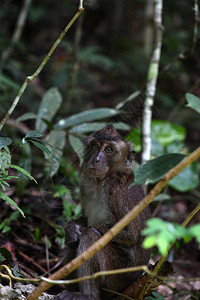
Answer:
xmin=65 ymin=217 xmax=87 ymax=247
xmin=109 ymin=183 xmax=148 ymax=247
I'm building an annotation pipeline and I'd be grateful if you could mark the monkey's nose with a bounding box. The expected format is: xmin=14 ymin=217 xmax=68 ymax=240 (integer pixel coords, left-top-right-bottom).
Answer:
xmin=95 ymin=156 xmax=100 ymax=163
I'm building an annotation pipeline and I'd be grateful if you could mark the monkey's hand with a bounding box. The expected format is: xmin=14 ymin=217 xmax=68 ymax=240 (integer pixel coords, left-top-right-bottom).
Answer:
xmin=65 ymin=220 xmax=85 ymax=247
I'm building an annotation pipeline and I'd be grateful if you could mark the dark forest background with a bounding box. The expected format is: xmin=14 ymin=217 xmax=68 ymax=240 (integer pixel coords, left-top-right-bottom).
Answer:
xmin=0 ymin=0 xmax=200 ymax=299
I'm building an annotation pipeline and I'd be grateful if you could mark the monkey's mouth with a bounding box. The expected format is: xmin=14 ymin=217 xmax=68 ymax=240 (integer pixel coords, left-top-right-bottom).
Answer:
xmin=88 ymin=168 xmax=104 ymax=178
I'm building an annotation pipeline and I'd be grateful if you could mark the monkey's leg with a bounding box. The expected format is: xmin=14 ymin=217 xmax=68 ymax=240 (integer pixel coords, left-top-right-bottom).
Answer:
xmin=77 ymin=228 xmax=133 ymax=300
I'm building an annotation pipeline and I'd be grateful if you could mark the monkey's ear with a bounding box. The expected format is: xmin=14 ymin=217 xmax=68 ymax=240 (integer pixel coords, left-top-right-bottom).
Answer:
xmin=126 ymin=141 xmax=136 ymax=163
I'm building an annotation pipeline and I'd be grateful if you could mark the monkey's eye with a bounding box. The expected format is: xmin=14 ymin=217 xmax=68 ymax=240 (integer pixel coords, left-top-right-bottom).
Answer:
xmin=104 ymin=146 xmax=113 ymax=153
xmin=91 ymin=144 xmax=99 ymax=150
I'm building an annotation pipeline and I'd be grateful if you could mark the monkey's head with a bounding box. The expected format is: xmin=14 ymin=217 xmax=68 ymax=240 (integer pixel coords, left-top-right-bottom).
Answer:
xmin=81 ymin=125 xmax=135 ymax=180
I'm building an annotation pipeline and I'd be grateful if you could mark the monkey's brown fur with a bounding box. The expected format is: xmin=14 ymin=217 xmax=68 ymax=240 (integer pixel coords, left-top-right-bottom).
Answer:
xmin=56 ymin=125 xmax=151 ymax=300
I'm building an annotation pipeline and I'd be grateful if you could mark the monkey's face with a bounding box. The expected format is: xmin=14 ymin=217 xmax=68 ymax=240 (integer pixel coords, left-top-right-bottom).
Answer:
xmin=82 ymin=125 xmax=135 ymax=180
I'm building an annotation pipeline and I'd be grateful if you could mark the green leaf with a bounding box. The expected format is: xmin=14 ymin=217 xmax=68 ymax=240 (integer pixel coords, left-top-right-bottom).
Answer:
xmin=0 ymin=73 xmax=20 ymax=90
xmin=55 ymin=108 xmax=120 ymax=129
xmin=151 ymin=120 xmax=186 ymax=146
xmin=10 ymin=164 xmax=37 ymax=184
xmin=69 ymin=135 xmax=84 ymax=164
xmin=169 ymin=162 xmax=199 ymax=192
xmin=44 ymin=130 xmax=66 ymax=177
xmin=0 ymin=137 xmax=12 ymax=150
xmin=34 ymin=227 xmax=40 ymax=243
xmin=0 ymin=150 xmax=11 ymax=171
xmin=185 ymin=93 xmax=200 ymax=114
xmin=29 ymin=140 xmax=51 ymax=157
xmin=16 ymin=112 xmax=38 ymax=122
xmin=142 ymin=235 xmax=156 ymax=249
xmin=69 ymin=122 xmax=130 ymax=134
xmin=0 ymin=191 xmax=25 ymax=218
xmin=25 ymin=131 xmax=43 ymax=139
xmin=126 ymin=127 xmax=142 ymax=152
xmin=17 ymin=143 xmax=32 ymax=196
xmin=79 ymin=46 xmax=114 ymax=70
xmin=0 ymin=247 xmax=13 ymax=263
xmin=188 ymin=224 xmax=200 ymax=244
xmin=36 ymin=87 xmax=62 ymax=133
xmin=115 ymin=90 xmax=141 ymax=110
xmin=131 ymin=153 xmax=185 ymax=186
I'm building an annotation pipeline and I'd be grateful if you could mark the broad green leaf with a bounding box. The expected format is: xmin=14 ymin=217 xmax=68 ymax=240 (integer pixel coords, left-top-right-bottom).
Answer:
xmin=185 ymin=93 xmax=200 ymax=114
xmin=36 ymin=87 xmax=62 ymax=133
xmin=151 ymin=120 xmax=186 ymax=146
xmin=29 ymin=140 xmax=51 ymax=157
xmin=55 ymin=108 xmax=120 ymax=129
xmin=125 ymin=127 xmax=142 ymax=152
xmin=0 ymin=247 xmax=12 ymax=263
xmin=69 ymin=122 xmax=130 ymax=134
xmin=10 ymin=164 xmax=37 ymax=184
xmin=131 ymin=153 xmax=185 ymax=186
xmin=169 ymin=162 xmax=199 ymax=192
xmin=16 ymin=112 xmax=38 ymax=122
xmin=0 ymin=137 xmax=12 ymax=150
xmin=69 ymin=135 xmax=84 ymax=164
xmin=44 ymin=130 xmax=66 ymax=177
xmin=25 ymin=131 xmax=43 ymax=139
xmin=0 ymin=150 xmax=11 ymax=171
xmin=0 ymin=191 xmax=25 ymax=218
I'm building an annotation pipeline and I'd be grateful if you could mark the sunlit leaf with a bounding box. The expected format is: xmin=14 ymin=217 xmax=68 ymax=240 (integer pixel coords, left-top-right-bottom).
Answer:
xmin=185 ymin=93 xmax=200 ymax=114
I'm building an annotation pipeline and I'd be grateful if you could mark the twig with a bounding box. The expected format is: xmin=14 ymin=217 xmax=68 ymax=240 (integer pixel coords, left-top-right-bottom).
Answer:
xmin=26 ymin=146 xmax=200 ymax=300
xmin=191 ymin=0 xmax=199 ymax=55
xmin=41 ymin=265 xmax=149 ymax=285
xmin=142 ymin=0 xmax=164 ymax=164
xmin=1 ymin=0 xmax=32 ymax=62
xmin=0 ymin=2 xmax=84 ymax=132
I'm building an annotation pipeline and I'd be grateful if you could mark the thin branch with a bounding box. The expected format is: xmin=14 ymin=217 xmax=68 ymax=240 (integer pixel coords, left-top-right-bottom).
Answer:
xmin=26 ymin=146 xmax=200 ymax=300
xmin=142 ymin=0 xmax=164 ymax=164
xmin=191 ymin=0 xmax=199 ymax=55
xmin=0 ymin=3 xmax=84 ymax=132
xmin=1 ymin=0 xmax=32 ymax=62
xmin=40 ymin=265 xmax=149 ymax=285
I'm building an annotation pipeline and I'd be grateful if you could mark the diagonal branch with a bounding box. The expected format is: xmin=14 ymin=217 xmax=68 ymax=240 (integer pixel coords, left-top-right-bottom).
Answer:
xmin=26 ymin=146 xmax=200 ymax=300
xmin=0 ymin=2 xmax=84 ymax=132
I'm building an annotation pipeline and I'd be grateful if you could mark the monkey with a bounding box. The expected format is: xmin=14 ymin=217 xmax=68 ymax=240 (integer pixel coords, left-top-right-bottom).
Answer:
xmin=55 ymin=124 xmax=151 ymax=300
